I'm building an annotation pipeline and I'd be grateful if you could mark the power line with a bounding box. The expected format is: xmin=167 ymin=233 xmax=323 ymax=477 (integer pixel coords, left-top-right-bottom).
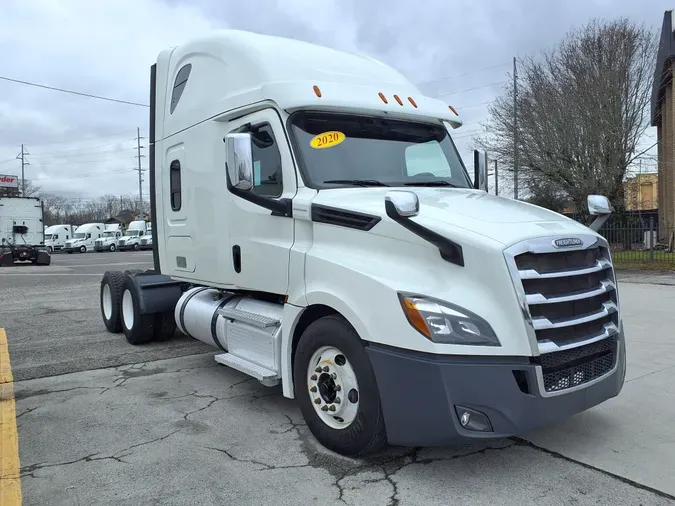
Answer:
xmin=435 ymin=80 xmax=509 ymax=98
xmin=0 ymin=75 xmax=149 ymax=107
xmin=22 ymin=130 xmax=139 ymax=148
xmin=31 ymin=142 xmax=136 ymax=157
xmin=31 ymin=148 xmax=137 ymax=160
xmin=417 ymin=61 xmax=511 ymax=87
xmin=31 ymin=156 xmax=138 ymax=166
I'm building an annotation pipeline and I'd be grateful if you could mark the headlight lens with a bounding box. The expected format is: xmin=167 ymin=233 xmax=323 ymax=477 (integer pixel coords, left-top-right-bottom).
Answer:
xmin=398 ymin=293 xmax=500 ymax=346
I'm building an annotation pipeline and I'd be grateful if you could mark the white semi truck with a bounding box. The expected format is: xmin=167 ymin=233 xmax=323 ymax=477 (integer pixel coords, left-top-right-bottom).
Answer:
xmin=44 ymin=224 xmax=75 ymax=252
xmin=98 ymin=30 xmax=626 ymax=457
xmin=139 ymin=224 xmax=153 ymax=251
xmin=95 ymin=223 xmax=123 ymax=252
xmin=64 ymin=223 xmax=105 ymax=253
xmin=0 ymin=196 xmax=51 ymax=266
xmin=117 ymin=220 xmax=147 ymax=251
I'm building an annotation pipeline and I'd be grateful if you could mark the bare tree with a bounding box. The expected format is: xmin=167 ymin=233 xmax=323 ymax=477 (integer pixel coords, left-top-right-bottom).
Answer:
xmin=40 ymin=192 xmax=149 ymax=226
xmin=476 ymin=18 xmax=658 ymax=216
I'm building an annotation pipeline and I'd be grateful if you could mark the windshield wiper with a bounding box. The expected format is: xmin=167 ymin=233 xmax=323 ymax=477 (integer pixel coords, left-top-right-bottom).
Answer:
xmin=403 ymin=180 xmax=459 ymax=188
xmin=323 ymin=179 xmax=390 ymax=187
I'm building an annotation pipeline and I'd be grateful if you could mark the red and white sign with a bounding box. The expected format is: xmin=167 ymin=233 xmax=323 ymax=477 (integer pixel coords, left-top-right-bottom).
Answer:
xmin=0 ymin=174 xmax=19 ymax=188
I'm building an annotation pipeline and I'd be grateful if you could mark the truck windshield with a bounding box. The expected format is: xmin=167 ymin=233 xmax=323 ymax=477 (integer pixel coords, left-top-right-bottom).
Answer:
xmin=73 ymin=233 xmax=85 ymax=239
xmin=124 ymin=230 xmax=140 ymax=236
xmin=44 ymin=234 xmax=52 ymax=240
xmin=288 ymin=111 xmax=473 ymax=189
xmin=103 ymin=231 xmax=115 ymax=237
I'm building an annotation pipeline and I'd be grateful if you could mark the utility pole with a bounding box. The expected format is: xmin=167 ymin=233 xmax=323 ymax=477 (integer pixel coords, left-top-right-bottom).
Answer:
xmin=513 ymin=56 xmax=519 ymax=200
xmin=135 ymin=127 xmax=146 ymax=219
xmin=494 ymin=160 xmax=499 ymax=196
xmin=16 ymin=144 xmax=30 ymax=196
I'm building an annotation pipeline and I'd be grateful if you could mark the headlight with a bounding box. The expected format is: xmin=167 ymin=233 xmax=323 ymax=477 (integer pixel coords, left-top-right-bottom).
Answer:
xmin=398 ymin=293 xmax=500 ymax=346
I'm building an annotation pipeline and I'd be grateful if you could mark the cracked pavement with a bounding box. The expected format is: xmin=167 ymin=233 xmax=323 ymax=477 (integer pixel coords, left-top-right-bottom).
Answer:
xmin=3 ymin=253 xmax=675 ymax=505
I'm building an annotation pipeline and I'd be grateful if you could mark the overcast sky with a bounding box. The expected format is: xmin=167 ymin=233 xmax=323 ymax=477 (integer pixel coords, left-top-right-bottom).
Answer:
xmin=0 ymin=0 xmax=671 ymax=202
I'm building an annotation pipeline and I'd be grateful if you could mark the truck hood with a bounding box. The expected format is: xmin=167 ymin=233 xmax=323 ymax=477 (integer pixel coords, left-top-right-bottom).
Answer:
xmin=312 ymin=187 xmax=592 ymax=247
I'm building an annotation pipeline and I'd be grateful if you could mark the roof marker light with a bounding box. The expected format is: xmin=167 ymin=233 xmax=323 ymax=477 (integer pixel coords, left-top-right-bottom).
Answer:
xmin=313 ymin=85 xmax=322 ymax=97
xmin=448 ymin=105 xmax=458 ymax=116
xmin=394 ymin=94 xmax=403 ymax=106
xmin=408 ymin=97 xmax=418 ymax=108
xmin=378 ymin=92 xmax=388 ymax=104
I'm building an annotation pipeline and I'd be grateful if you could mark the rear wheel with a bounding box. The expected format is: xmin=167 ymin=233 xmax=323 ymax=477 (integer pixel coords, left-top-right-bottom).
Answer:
xmin=153 ymin=312 xmax=176 ymax=342
xmin=120 ymin=274 xmax=155 ymax=345
xmin=293 ymin=315 xmax=387 ymax=457
xmin=100 ymin=271 xmax=125 ymax=332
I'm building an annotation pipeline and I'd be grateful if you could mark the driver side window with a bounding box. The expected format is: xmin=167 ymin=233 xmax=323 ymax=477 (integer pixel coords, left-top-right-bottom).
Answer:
xmin=249 ymin=123 xmax=283 ymax=198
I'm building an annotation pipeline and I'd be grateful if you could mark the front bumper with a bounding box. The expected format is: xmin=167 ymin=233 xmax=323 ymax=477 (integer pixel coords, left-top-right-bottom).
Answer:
xmin=366 ymin=330 xmax=626 ymax=447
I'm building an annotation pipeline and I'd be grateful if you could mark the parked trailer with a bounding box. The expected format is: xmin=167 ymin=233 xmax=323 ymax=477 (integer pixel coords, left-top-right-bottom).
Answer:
xmin=0 ymin=196 xmax=51 ymax=266
xmin=99 ymin=30 xmax=626 ymax=457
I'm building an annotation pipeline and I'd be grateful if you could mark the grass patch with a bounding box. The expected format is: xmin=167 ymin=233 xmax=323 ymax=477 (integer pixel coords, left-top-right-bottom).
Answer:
xmin=611 ymin=249 xmax=675 ymax=271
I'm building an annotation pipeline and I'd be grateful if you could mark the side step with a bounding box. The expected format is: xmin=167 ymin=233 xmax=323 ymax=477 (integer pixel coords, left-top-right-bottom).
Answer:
xmin=214 ymin=353 xmax=280 ymax=387
xmin=217 ymin=307 xmax=280 ymax=328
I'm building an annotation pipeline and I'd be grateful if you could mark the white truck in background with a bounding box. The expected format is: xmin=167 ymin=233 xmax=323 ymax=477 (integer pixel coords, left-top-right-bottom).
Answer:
xmin=117 ymin=220 xmax=147 ymax=251
xmin=64 ymin=223 xmax=105 ymax=253
xmin=44 ymin=224 xmax=75 ymax=253
xmin=0 ymin=196 xmax=51 ymax=266
xmin=95 ymin=223 xmax=124 ymax=252
xmin=98 ymin=30 xmax=626 ymax=457
xmin=139 ymin=223 xmax=153 ymax=250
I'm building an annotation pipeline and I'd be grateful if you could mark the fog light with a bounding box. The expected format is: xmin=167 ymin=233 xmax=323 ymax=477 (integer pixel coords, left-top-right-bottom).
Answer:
xmin=454 ymin=406 xmax=493 ymax=432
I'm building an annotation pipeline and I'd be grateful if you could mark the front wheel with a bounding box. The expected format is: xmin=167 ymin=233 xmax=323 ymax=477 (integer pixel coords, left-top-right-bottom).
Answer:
xmin=133 ymin=243 xmax=139 ymax=251
xmin=47 ymin=246 xmax=53 ymax=253
xmin=109 ymin=243 xmax=117 ymax=252
xmin=79 ymin=245 xmax=86 ymax=253
xmin=293 ymin=315 xmax=387 ymax=457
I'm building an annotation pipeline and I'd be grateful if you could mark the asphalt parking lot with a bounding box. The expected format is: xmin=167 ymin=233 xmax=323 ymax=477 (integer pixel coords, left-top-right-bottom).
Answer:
xmin=1 ymin=252 xmax=674 ymax=505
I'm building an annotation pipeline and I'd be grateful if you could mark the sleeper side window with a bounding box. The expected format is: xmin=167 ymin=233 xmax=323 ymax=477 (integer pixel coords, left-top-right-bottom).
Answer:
xmin=170 ymin=64 xmax=192 ymax=114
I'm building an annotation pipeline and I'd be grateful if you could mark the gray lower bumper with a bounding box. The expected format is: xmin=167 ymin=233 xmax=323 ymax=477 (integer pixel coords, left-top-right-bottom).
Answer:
xmin=365 ymin=331 xmax=626 ymax=447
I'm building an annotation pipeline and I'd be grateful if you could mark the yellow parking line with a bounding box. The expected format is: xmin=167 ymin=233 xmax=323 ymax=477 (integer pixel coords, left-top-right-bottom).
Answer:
xmin=0 ymin=328 xmax=21 ymax=505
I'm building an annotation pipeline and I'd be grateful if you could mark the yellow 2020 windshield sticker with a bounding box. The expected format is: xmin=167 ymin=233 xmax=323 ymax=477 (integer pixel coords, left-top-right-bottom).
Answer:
xmin=310 ymin=131 xmax=345 ymax=149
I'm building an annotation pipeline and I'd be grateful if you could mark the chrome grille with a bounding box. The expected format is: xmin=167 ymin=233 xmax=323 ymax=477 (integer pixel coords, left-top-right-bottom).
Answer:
xmin=504 ymin=234 xmax=620 ymax=394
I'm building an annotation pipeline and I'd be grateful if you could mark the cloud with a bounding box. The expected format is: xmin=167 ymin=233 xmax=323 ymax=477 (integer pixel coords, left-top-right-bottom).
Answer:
xmin=0 ymin=0 xmax=666 ymax=199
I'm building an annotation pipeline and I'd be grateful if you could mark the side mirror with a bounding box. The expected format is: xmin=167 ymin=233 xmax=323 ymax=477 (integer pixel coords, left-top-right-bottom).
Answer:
xmin=225 ymin=132 xmax=254 ymax=191
xmin=473 ymin=150 xmax=487 ymax=192
xmin=587 ymin=194 xmax=612 ymax=232
xmin=385 ymin=190 xmax=419 ymax=218
xmin=587 ymin=195 xmax=612 ymax=216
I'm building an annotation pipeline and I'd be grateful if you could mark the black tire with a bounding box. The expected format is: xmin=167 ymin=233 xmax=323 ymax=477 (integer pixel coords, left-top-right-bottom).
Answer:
xmin=133 ymin=243 xmax=140 ymax=251
xmin=47 ymin=246 xmax=53 ymax=253
xmin=109 ymin=244 xmax=116 ymax=252
xmin=100 ymin=271 xmax=125 ymax=333
xmin=153 ymin=312 xmax=176 ymax=342
xmin=293 ymin=315 xmax=387 ymax=457
xmin=79 ymin=245 xmax=86 ymax=253
xmin=120 ymin=274 xmax=155 ymax=345
xmin=124 ymin=269 xmax=145 ymax=276
xmin=35 ymin=250 xmax=51 ymax=266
